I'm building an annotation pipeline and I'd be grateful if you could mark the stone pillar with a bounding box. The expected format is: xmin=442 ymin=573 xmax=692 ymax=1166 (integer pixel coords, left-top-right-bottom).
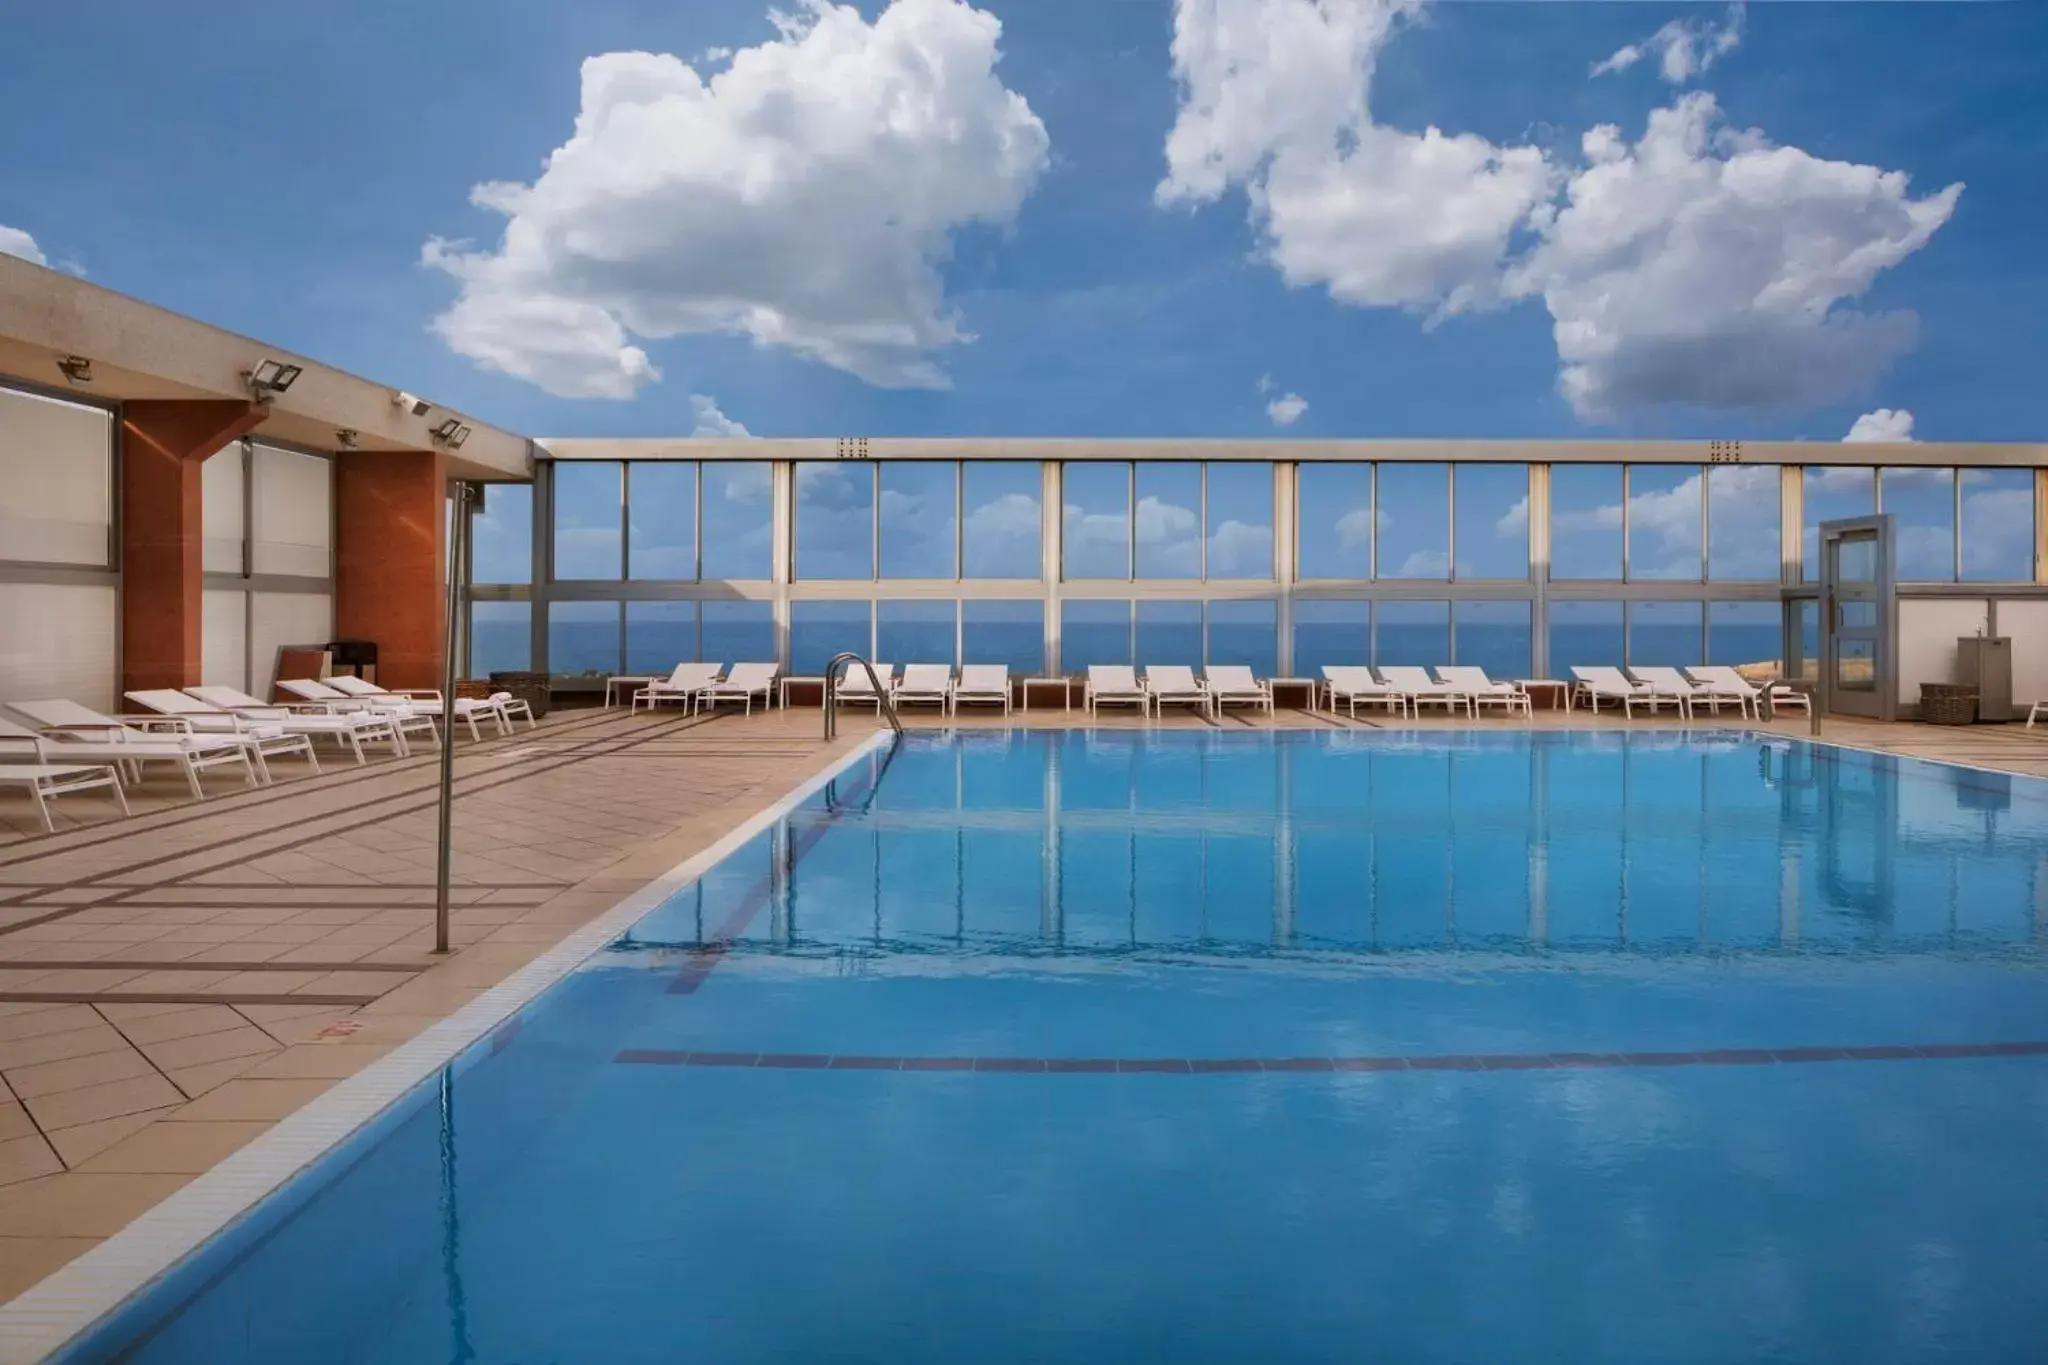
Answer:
xmin=119 ymin=400 xmax=266 ymax=694
xmin=334 ymin=450 xmax=447 ymax=690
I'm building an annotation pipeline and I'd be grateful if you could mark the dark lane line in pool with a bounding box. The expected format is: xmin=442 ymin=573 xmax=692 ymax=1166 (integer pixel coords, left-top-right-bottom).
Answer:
xmin=613 ymin=1041 xmax=2048 ymax=1073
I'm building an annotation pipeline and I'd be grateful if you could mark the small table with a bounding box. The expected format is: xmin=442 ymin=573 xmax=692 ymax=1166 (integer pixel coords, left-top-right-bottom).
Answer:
xmin=1021 ymin=677 xmax=1076 ymax=712
xmin=604 ymin=674 xmax=658 ymax=709
xmin=1266 ymin=676 xmax=1319 ymax=710
xmin=779 ymin=675 xmax=828 ymax=710
xmin=1516 ymin=679 xmax=1572 ymax=712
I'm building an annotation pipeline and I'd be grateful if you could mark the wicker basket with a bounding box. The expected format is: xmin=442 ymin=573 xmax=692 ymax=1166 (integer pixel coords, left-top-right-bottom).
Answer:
xmin=1920 ymin=683 xmax=1977 ymax=726
xmin=489 ymin=670 xmax=552 ymax=720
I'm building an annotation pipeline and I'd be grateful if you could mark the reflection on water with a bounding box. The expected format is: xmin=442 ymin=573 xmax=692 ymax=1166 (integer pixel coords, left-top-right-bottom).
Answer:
xmin=621 ymin=731 xmax=2048 ymax=962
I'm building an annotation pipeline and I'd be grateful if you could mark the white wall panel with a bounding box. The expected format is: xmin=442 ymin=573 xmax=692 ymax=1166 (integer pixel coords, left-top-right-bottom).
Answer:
xmin=251 ymin=445 xmax=331 ymax=576
xmin=0 ymin=582 xmax=117 ymax=711
xmin=249 ymin=591 xmax=332 ymax=697
xmin=1897 ymin=598 xmax=1988 ymax=710
xmin=0 ymin=386 xmax=112 ymax=566
xmin=2000 ymin=599 xmax=2048 ymax=708
xmin=202 ymin=445 xmax=246 ymax=574
xmin=203 ymin=588 xmax=249 ymax=694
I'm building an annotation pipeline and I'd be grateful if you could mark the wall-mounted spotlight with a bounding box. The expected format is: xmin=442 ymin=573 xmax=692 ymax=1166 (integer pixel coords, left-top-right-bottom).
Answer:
xmin=431 ymin=418 xmax=472 ymax=450
xmin=335 ymin=428 xmax=361 ymax=450
xmin=244 ymin=358 xmax=303 ymax=402
xmin=56 ymin=355 xmax=92 ymax=386
xmin=393 ymin=390 xmax=432 ymax=417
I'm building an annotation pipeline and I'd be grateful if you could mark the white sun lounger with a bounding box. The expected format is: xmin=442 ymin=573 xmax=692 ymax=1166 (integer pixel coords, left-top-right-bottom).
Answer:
xmin=0 ymin=728 xmax=130 ymax=832
xmin=1684 ymin=665 xmax=1809 ymax=719
xmin=1377 ymin=666 xmax=1473 ymax=718
xmin=1321 ymin=666 xmax=1407 ymax=719
xmin=184 ymin=685 xmax=405 ymax=762
xmin=125 ymin=689 xmax=322 ymax=777
xmin=1204 ymin=665 xmax=1273 ymax=716
xmin=633 ymin=663 xmax=721 ymax=714
xmin=1435 ymin=666 xmax=1532 ymax=718
xmin=1 ymin=707 xmax=258 ymax=800
xmin=1086 ymin=665 xmax=1151 ymax=716
xmin=894 ymin=664 xmax=954 ymax=710
xmin=952 ymin=664 xmax=1012 ymax=714
xmin=276 ymin=679 xmax=443 ymax=748
xmin=833 ymin=662 xmax=896 ymax=711
xmin=320 ymin=675 xmax=507 ymax=739
xmin=1631 ymin=665 xmax=1739 ymax=718
xmin=1146 ymin=665 xmax=1214 ymax=719
xmin=1571 ymin=666 xmax=1683 ymax=719
xmin=698 ymin=662 xmax=779 ymax=715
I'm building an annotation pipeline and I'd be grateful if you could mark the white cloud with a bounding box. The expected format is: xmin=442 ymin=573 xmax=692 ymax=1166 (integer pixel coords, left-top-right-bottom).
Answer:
xmin=689 ymin=394 xmax=751 ymax=437
xmin=1160 ymin=2 xmax=1962 ymax=422
xmin=1844 ymin=408 xmax=1915 ymax=443
xmin=425 ymin=0 xmax=1050 ymax=399
xmin=0 ymin=224 xmax=46 ymax=266
xmin=1592 ymin=3 xmax=1744 ymax=86
xmin=1266 ymin=391 xmax=1308 ymax=427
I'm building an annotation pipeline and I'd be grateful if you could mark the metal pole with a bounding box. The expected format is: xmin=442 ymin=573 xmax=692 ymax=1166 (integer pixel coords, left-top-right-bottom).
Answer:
xmin=435 ymin=482 xmax=471 ymax=955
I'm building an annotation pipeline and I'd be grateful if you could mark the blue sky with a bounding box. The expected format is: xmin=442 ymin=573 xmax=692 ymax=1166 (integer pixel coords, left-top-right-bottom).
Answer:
xmin=1 ymin=1 xmax=2042 ymax=442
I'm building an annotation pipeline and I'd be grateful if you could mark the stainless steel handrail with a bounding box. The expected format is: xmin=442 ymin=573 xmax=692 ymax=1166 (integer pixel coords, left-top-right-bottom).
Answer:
xmin=823 ymin=652 xmax=904 ymax=739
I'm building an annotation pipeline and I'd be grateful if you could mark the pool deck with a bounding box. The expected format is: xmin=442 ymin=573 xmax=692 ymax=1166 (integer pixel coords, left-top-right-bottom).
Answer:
xmin=4 ymin=700 xmax=2046 ymax=1303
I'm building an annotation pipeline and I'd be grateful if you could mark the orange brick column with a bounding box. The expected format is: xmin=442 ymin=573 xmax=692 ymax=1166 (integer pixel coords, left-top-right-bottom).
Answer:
xmin=335 ymin=450 xmax=448 ymax=690
xmin=120 ymin=400 xmax=266 ymax=695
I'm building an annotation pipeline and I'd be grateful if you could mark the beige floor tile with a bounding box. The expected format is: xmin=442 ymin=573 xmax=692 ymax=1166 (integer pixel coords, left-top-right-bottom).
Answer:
xmin=138 ymin=1025 xmax=279 ymax=1073
xmin=165 ymin=1055 xmax=274 ymax=1100
xmin=163 ymin=1077 xmax=338 ymax=1123
xmin=104 ymin=1004 xmax=250 ymax=1047
xmin=24 ymin=1074 xmax=185 ymax=1133
xmin=4 ymin=1046 xmax=155 ymax=1101
xmin=0 ymin=1236 xmax=102 ymax=1301
xmin=238 ymin=1043 xmax=395 ymax=1081
xmin=43 ymin=1105 xmax=181 ymax=1167
xmin=0 ymin=1134 xmax=63 ymax=1187
xmin=77 ymin=1120 xmax=271 ymax=1175
xmin=0 ymin=1172 xmax=190 ymax=1238
xmin=0 ymin=1022 xmax=132 ymax=1072
xmin=0 ymin=1005 xmax=102 ymax=1043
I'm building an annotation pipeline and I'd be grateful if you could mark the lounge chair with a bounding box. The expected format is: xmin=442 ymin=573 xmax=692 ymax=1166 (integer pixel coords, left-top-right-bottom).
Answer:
xmin=1631 ymin=665 xmax=1740 ymax=718
xmin=2029 ymin=701 xmax=2047 ymax=729
xmin=320 ymin=675 xmax=508 ymax=740
xmin=633 ymin=663 xmax=721 ymax=714
xmin=0 ymin=728 xmax=130 ymax=831
xmin=698 ymin=662 xmax=779 ymax=715
xmin=1085 ymin=665 xmax=1151 ymax=716
xmin=275 ymin=678 xmax=442 ymax=749
xmin=0 ymin=708 xmax=258 ymax=800
xmin=1204 ymin=665 xmax=1274 ymax=716
xmin=893 ymin=664 xmax=954 ymax=711
xmin=125 ymin=689 xmax=322 ymax=776
xmin=185 ymin=684 xmax=406 ymax=761
xmin=833 ymin=662 xmax=896 ymax=711
xmin=1321 ymin=666 xmax=1407 ymax=719
xmin=1684 ymin=665 xmax=1810 ymax=719
xmin=1435 ymin=666 xmax=1532 ymax=718
xmin=1570 ymin=666 xmax=1683 ymax=719
xmin=952 ymin=664 xmax=1013 ymax=715
xmin=1145 ymin=665 xmax=1214 ymax=719
xmin=1377 ymin=665 xmax=1473 ymax=718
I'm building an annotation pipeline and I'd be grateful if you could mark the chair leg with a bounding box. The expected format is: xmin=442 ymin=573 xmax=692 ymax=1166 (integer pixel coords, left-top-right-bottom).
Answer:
xmin=184 ymin=757 xmax=205 ymax=801
xmin=301 ymin=740 xmax=322 ymax=776
xmin=109 ymin=771 xmax=131 ymax=817
xmin=29 ymin=783 xmax=54 ymax=833
xmin=248 ymin=745 xmax=272 ymax=786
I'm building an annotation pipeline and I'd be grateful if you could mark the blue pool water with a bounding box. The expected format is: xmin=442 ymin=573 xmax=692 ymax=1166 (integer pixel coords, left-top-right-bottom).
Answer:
xmin=61 ymin=731 xmax=2048 ymax=1363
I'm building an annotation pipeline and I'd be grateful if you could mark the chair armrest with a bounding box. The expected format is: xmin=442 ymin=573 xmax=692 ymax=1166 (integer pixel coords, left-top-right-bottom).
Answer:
xmin=39 ymin=721 xmax=142 ymax=741
xmin=0 ymin=734 xmax=42 ymax=757
xmin=121 ymin=715 xmax=197 ymax=734
xmin=385 ymin=689 xmax=445 ymax=701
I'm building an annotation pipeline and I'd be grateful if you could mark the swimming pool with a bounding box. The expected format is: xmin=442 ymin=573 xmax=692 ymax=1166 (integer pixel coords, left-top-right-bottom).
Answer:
xmin=36 ymin=730 xmax=2048 ymax=1363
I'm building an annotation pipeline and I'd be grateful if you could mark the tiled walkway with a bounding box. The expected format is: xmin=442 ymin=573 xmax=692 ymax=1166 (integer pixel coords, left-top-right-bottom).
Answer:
xmin=3 ymin=699 xmax=2045 ymax=1303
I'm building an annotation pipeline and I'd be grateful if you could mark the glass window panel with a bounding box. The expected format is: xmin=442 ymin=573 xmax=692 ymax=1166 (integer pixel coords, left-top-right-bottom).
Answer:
xmin=1627 ymin=465 xmax=1703 ymax=581
xmin=1548 ymin=600 xmax=1623 ymax=670
xmin=1801 ymin=466 xmax=1874 ymax=581
xmin=1549 ymin=465 xmax=1623 ymax=580
xmin=1296 ymin=464 xmax=1373 ymax=579
xmin=876 ymin=599 xmax=956 ymax=665
xmin=1205 ymin=464 xmax=1274 ymax=579
xmin=1791 ymin=599 xmax=1819 ymax=681
xmin=1706 ymin=601 xmax=1781 ymax=669
xmin=1292 ymin=599 xmax=1369 ymax=676
xmin=1134 ymin=463 xmax=1202 ymax=579
xmin=1206 ymin=599 xmax=1277 ymax=675
xmin=1882 ymin=467 xmax=1955 ymax=582
xmin=625 ymin=601 xmax=696 ymax=672
xmin=1453 ymin=465 xmax=1529 ymax=580
xmin=962 ymin=462 xmax=1042 ymax=579
xmin=1707 ymin=466 xmax=1780 ymax=581
xmin=1454 ymin=601 xmax=1531 ymax=679
xmin=1060 ymin=599 xmax=1130 ymax=670
xmin=0 ymin=387 xmax=113 ymax=567
xmin=1377 ymin=464 xmax=1450 ymax=579
xmin=1627 ymin=600 xmax=1703 ymax=668
xmin=471 ymin=483 xmax=532 ymax=585
xmin=962 ymin=600 xmax=1044 ymax=675
xmin=1063 ymin=463 xmax=1131 ymax=580
xmin=1960 ymin=468 xmax=2035 ymax=582
xmin=879 ymin=463 xmax=958 ymax=579
xmin=627 ymin=464 xmax=696 ymax=580
xmin=469 ymin=601 xmax=529 ymax=675
xmin=1375 ymin=600 xmax=1449 ymax=665
xmin=795 ymin=463 xmax=875 ymax=580
xmin=700 ymin=463 xmax=774 ymax=579
xmin=552 ymin=463 xmax=622 ymax=580
xmin=547 ymin=601 xmax=619 ymax=675
xmin=790 ymin=600 xmax=870 ymax=674
xmin=1136 ymin=599 xmax=1203 ymax=666
xmin=700 ymin=600 xmax=775 ymax=664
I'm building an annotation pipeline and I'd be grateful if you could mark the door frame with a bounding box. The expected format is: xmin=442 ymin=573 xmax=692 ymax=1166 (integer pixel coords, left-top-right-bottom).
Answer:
xmin=1817 ymin=513 xmax=1897 ymax=722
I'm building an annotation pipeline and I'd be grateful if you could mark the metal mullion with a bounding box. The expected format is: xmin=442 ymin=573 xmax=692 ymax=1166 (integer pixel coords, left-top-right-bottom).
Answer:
xmin=1199 ymin=463 xmax=1209 ymax=583
xmin=1621 ymin=464 xmax=1632 ymax=583
xmin=1446 ymin=463 xmax=1457 ymax=583
xmin=619 ymin=461 xmax=632 ymax=582
xmin=871 ymin=462 xmax=881 ymax=583
xmin=1370 ymin=463 xmax=1380 ymax=583
xmin=954 ymin=460 xmax=965 ymax=582
xmin=1953 ymin=465 xmax=1964 ymax=583
xmin=1127 ymin=462 xmax=1137 ymax=582
xmin=694 ymin=460 xmax=704 ymax=583
xmin=1700 ymin=463 xmax=1710 ymax=583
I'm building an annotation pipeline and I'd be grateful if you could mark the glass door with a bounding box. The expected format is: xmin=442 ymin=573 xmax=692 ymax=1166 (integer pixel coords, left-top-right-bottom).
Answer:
xmin=1818 ymin=514 xmax=1896 ymax=721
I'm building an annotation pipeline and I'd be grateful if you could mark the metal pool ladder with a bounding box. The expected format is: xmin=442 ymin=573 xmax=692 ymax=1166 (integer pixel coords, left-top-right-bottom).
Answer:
xmin=823 ymin=652 xmax=903 ymax=739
